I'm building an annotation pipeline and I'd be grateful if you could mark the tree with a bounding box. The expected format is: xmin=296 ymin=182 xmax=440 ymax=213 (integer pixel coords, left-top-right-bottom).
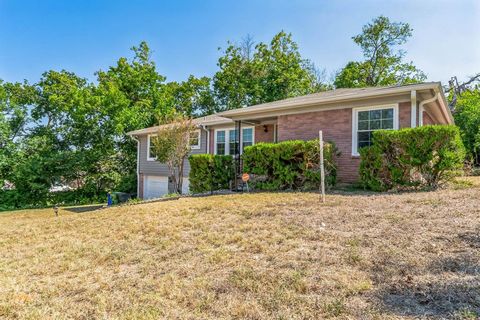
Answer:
xmin=0 ymin=80 xmax=35 ymax=185
xmin=95 ymin=42 xmax=172 ymax=189
xmin=164 ymin=75 xmax=216 ymax=117
xmin=213 ymin=31 xmax=328 ymax=110
xmin=151 ymin=113 xmax=197 ymax=194
xmin=447 ymin=74 xmax=480 ymax=109
xmin=453 ymin=87 xmax=480 ymax=164
xmin=334 ymin=16 xmax=426 ymax=88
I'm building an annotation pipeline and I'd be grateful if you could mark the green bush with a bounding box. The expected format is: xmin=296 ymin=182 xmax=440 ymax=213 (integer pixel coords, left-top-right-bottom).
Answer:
xmin=242 ymin=139 xmax=337 ymax=190
xmin=359 ymin=125 xmax=465 ymax=191
xmin=0 ymin=188 xmax=106 ymax=212
xmin=188 ymin=154 xmax=235 ymax=193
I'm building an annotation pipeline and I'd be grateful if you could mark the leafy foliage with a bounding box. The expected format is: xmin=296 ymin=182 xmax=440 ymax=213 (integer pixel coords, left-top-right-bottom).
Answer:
xmin=359 ymin=125 xmax=465 ymax=191
xmin=164 ymin=76 xmax=217 ymax=117
xmin=242 ymin=140 xmax=337 ymax=190
xmin=188 ymin=154 xmax=235 ymax=193
xmin=334 ymin=16 xmax=426 ymax=88
xmin=453 ymin=88 xmax=480 ymax=164
xmin=0 ymin=80 xmax=35 ymax=185
xmin=151 ymin=113 xmax=198 ymax=194
xmin=213 ymin=31 xmax=329 ymax=110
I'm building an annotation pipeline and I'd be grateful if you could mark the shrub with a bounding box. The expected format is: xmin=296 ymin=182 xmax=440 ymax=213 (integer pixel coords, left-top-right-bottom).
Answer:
xmin=359 ymin=125 xmax=465 ymax=191
xmin=242 ymin=139 xmax=337 ymax=190
xmin=188 ymin=154 xmax=235 ymax=193
xmin=0 ymin=188 xmax=106 ymax=212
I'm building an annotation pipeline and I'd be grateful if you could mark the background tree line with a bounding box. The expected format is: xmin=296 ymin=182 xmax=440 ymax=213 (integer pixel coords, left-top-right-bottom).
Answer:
xmin=0 ymin=16 xmax=477 ymax=209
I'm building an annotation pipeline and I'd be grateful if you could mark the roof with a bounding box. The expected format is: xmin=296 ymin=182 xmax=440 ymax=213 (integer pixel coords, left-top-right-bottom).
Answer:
xmin=216 ymin=82 xmax=445 ymax=119
xmin=126 ymin=114 xmax=232 ymax=136
xmin=127 ymin=82 xmax=451 ymax=136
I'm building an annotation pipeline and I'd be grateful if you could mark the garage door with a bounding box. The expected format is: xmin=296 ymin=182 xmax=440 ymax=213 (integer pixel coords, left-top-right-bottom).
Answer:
xmin=144 ymin=175 xmax=169 ymax=199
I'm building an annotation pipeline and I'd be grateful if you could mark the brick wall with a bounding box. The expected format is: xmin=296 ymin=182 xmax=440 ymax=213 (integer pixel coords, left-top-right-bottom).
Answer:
xmin=277 ymin=102 xmax=412 ymax=183
xmin=255 ymin=124 xmax=275 ymax=143
xmin=399 ymin=102 xmax=411 ymax=128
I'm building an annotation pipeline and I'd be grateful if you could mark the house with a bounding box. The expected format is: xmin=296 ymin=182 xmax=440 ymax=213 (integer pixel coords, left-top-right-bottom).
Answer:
xmin=127 ymin=82 xmax=453 ymax=199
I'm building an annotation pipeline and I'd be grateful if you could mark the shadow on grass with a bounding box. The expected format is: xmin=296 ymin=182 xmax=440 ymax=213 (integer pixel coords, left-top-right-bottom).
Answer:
xmin=63 ymin=205 xmax=104 ymax=213
xmin=372 ymin=230 xmax=480 ymax=318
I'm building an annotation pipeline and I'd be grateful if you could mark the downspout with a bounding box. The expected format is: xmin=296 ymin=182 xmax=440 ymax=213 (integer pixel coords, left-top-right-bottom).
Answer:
xmin=129 ymin=135 xmax=140 ymax=198
xmin=201 ymin=124 xmax=210 ymax=154
xmin=418 ymin=90 xmax=440 ymax=126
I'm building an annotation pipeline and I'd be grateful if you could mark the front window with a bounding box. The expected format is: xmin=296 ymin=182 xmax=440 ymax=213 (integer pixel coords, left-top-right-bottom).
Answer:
xmin=242 ymin=128 xmax=253 ymax=150
xmin=353 ymin=106 xmax=397 ymax=155
xmin=216 ymin=130 xmax=226 ymax=155
xmin=147 ymin=134 xmax=158 ymax=160
xmin=190 ymin=130 xmax=201 ymax=149
xmin=229 ymin=129 xmax=239 ymax=155
xmin=215 ymin=127 xmax=254 ymax=155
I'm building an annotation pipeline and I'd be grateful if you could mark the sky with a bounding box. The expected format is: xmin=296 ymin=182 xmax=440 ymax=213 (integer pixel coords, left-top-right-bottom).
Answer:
xmin=0 ymin=0 xmax=479 ymax=86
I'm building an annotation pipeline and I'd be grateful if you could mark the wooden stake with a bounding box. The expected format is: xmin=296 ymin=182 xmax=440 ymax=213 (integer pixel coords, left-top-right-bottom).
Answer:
xmin=319 ymin=130 xmax=325 ymax=203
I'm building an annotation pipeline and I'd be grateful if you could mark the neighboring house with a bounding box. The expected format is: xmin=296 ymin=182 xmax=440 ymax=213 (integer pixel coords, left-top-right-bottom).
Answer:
xmin=127 ymin=82 xmax=453 ymax=199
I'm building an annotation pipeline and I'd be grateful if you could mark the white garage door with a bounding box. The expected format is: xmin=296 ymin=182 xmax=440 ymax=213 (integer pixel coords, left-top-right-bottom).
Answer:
xmin=144 ymin=175 xmax=169 ymax=199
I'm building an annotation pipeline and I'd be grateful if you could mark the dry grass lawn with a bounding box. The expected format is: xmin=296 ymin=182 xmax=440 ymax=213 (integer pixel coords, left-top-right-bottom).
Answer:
xmin=0 ymin=178 xmax=479 ymax=319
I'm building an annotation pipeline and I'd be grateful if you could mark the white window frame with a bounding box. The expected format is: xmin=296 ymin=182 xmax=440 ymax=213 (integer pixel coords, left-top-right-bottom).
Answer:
xmin=214 ymin=126 xmax=255 ymax=155
xmin=351 ymin=104 xmax=399 ymax=156
xmin=190 ymin=129 xmax=201 ymax=150
xmin=147 ymin=134 xmax=157 ymax=161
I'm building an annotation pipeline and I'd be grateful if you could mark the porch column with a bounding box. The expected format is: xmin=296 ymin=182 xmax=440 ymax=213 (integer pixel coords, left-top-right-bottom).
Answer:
xmin=411 ymin=90 xmax=417 ymax=127
xmin=233 ymin=120 xmax=242 ymax=190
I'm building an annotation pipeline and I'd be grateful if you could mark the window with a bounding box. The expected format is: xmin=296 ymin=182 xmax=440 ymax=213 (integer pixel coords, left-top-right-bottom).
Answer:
xmin=229 ymin=129 xmax=238 ymax=155
xmin=147 ymin=134 xmax=158 ymax=161
xmin=352 ymin=105 xmax=398 ymax=155
xmin=190 ymin=130 xmax=201 ymax=149
xmin=242 ymin=128 xmax=253 ymax=150
xmin=214 ymin=127 xmax=254 ymax=155
xmin=216 ymin=130 xmax=226 ymax=155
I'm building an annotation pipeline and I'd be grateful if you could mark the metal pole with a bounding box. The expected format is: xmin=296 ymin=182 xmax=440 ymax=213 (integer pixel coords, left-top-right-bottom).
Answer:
xmin=319 ymin=130 xmax=325 ymax=203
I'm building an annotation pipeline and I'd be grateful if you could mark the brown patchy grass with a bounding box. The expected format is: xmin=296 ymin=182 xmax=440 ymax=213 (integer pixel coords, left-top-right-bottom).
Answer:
xmin=0 ymin=179 xmax=479 ymax=319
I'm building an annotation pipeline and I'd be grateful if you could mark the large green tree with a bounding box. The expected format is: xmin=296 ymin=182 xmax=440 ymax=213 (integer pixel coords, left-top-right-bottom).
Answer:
xmin=0 ymin=80 xmax=35 ymax=185
xmin=213 ymin=31 xmax=328 ymax=110
xmin=164 ymin=75 xmax=216 ymax=117
xmin=334 ymin=16 xmax=426 ymax=88
xmin=453 ymin=87 xmax=480 ymax=164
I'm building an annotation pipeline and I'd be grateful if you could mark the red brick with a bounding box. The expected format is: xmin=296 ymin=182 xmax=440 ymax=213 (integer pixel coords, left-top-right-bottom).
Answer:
xmin=255 ymin=124 xmax=275 ymax=143
xmin=277 ymin=103 xmax=412 ymax=183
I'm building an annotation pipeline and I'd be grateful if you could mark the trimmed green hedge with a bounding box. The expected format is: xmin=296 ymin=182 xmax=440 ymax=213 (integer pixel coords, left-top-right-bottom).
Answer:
xmin=188 ymin=154 xmax=234 ymax=193
xmin=359 ymin=125 xmax=465 ymax=191
xmin=242 ymin=139 xmax=337 ymax=190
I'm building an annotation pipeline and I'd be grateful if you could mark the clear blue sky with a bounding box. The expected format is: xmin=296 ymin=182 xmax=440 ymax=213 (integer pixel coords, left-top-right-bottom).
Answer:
xmin=0 ymin=0 xmax=479 ymax=85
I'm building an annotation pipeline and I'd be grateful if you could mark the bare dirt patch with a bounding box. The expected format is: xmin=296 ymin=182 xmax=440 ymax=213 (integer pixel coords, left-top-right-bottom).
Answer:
xmin=0 ymin=179 xmax=479 ymax=319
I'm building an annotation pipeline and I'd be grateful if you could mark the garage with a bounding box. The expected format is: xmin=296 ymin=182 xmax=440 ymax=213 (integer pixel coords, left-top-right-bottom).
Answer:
xmin=143 ymin=175 xmax=169 ymax=199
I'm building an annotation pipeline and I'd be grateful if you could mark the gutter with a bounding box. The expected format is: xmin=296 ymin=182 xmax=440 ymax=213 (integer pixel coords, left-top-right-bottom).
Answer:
xmin=418 ymin=90 xmax=440 ymax=126
xmin=217 ymin=82 xmax=442 ymax=118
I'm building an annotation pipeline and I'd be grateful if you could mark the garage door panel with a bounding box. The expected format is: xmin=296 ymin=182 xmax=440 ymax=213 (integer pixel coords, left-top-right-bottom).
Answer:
xmin=144 ymin=176 xmax=168 ymax=199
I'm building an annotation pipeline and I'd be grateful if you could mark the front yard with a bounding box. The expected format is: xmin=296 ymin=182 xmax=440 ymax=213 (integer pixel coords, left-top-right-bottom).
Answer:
xmin=0 ymin=179 xmax=479 ymax=319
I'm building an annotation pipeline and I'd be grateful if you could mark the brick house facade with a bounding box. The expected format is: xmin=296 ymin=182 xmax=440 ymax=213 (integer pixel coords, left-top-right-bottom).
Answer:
xmin=128 ymin=82 xmax=453 ymax=198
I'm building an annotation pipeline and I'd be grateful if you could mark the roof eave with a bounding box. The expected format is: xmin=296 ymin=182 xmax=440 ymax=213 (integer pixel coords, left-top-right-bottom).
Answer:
xmin=217 ymin=83 xmax=441 ymax=119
